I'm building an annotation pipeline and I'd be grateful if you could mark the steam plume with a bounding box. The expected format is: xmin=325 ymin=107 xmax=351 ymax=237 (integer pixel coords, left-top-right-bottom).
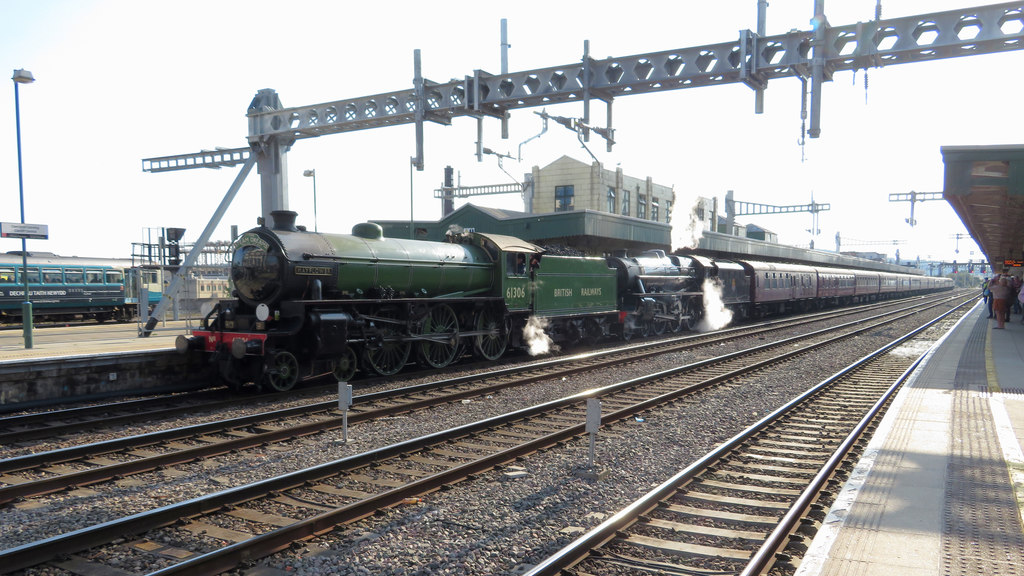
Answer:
xmin=523 ymin=316 xmax=558 ymax=356
xmin=696 ymin=278 xmax=733 ymax=332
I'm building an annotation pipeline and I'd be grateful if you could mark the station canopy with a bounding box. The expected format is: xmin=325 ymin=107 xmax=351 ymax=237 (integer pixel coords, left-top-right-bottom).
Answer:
xmin=942 ymin=144 xmax=1024 ymax=273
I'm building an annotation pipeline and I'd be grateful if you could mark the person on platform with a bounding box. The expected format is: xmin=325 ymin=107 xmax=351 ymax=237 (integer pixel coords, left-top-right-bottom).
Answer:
xmin=986 ymin=277 xmax=998 ymax=318
xmin=1011 ymin=275 xmax=1022 ymax=317
xmin=1019 ymin=282 xmax=1024 ymax=324
xmin=982 ymin=277 xmax=993 ymax=318
xmin=991 ymin=276 xmax=1011 ymax=329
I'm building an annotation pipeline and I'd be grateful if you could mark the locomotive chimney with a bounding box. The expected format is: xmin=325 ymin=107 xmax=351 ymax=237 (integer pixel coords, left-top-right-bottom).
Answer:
xmin=270 ymin=210 xmax=299 ymax=232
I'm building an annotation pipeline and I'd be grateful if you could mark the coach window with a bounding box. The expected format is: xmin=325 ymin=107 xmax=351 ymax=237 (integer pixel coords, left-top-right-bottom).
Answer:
xmin=65 ymin=268 xmax=84 ymax=284
xmin=42 ymin=268 xmax=62 ymax=284
xmin=17 ymin=267 xmax=40 ymax=284
xmin=86 ymin=269 xmax=103 ymax=284
xmin=106 ymin=270 xmax=124 ymax=285
xmin=0 ymin=268 xmax=14 ymax=283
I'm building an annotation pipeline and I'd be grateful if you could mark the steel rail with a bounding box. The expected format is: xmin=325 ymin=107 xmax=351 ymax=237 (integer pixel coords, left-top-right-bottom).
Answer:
xmin=737 ymin=302 xmax=978 ymax=576
xmin=521 ymin=300 xmax=970 ymax=575
xmin=0 ymin=293 xmax=968 ymax=504
xmin=0 ymin=296 xmax=967 ymax=573
xmin=0 ymin=291 xmax=959 ymax=428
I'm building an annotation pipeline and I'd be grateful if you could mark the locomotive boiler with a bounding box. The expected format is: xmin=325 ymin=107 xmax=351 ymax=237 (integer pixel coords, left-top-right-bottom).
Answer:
xmin=187 ymin=211 xmax=504 ymax=390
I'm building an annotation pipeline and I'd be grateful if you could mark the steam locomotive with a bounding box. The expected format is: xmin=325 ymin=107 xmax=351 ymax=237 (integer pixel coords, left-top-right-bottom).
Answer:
xmin=178 ymin=211 xmax=952 ymax=391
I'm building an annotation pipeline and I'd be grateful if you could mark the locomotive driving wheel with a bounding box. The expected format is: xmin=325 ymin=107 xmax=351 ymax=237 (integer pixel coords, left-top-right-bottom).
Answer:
xmin=668 ymin=299 xmax=686 ymax=333
xmin=364 ymin=309 xmax=411 ymax=376
xmin=652 ymin=301 xmax=671 ymax=335
xmin=418 ymin=304 xmax=461 ymax=369
xmin=331 ymin=347 xmax=358 ymax=382
xmin=262 ymin=350 xmax=299 ymax=392
xmin=681 ymin=300 xmax=701 ymax=331
xmin=473 ymin=307 xmax=508 ymax=361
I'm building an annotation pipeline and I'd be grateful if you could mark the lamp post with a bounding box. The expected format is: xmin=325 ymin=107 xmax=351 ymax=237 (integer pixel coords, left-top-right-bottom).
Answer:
xmin=302 ymin=169 xmax=318 ymax=232
xmin=13 ymin=68 xmax=34 ymax=349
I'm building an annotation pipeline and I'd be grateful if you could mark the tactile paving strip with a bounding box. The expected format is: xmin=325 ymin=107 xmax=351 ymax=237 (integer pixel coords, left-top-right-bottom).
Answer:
xmin=942 ymin=317 xmax=1024 ymax=575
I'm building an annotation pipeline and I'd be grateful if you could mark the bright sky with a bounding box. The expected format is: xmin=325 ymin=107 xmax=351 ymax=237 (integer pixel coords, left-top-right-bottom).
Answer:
xmin=2 ymin=0 xmax=1017 ymax=267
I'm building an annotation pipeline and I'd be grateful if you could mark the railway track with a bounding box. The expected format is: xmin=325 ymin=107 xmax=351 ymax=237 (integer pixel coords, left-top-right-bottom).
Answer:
xmin=523 ymin=306 xmax=965 ymax=575
xmin=0 ymin=295 xmax=973 ymax=574
xmin=0 ymin=292 xmax=957 ymax=440
xmin=0 ymin=293 xmax=964 ymax=505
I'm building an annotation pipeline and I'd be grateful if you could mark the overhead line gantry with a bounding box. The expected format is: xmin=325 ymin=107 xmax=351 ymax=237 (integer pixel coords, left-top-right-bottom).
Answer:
xmin=140 ymin=2 xmax=1024 ymax=335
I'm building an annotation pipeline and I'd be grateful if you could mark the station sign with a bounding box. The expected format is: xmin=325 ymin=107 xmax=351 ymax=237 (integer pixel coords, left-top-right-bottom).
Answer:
xmin=1004 ymin=259 xmax=1023 ymax=268
xmin=0 ymin=222 xmax=48 ymax=240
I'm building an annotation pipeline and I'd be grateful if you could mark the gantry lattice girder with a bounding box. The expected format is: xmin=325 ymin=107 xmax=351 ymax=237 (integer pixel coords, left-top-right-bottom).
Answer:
xmin=889 ymin=191 xmax=944 ymax=203
xmin=246 ymin=2 xmax=1024 ymax=143
xmin=731 ymin=201 xmax=831 ymax=216
xmin=432 ymin=182 xmax=524 ymax=199
xmin=141 ymin=147 xmax=251 ymax=173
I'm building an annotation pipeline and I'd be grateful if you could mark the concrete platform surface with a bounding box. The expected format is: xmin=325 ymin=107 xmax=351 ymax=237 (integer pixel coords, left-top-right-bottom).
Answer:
xmin=0 ymin=321 xmax=191 ymax=362
xmin=796 ymin=302 xmax=1024 ymax=575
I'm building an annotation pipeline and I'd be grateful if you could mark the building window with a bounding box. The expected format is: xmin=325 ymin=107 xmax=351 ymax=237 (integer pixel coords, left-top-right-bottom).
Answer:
xmin=665 ymin=200 xmax=672 ymax=223
xmin=638 ymin=194 xmax=647 ymax=219
xmin=555 ymin=185 xmax=574 ymax=212
xmin=607 ymin=186 xmax=616 ymax=213
xmin=621 ymin=189 xmax=630 ymax=216
xmin=652 ymin=199 xmax=660 ymax=222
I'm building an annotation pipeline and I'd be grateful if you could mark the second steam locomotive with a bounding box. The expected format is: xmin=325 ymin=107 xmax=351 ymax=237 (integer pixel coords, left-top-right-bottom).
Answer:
xmin=180 ymin=211 xmax=952 ymax=391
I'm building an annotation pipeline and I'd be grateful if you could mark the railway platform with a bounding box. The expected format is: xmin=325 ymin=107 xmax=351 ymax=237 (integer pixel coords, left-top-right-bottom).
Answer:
xmin=796 ymin=301 xmax=1024 ymax=576
xmin=0 ymin=321 xmax=203 ymax=409
xmin=0 ymin=321 xmax=189 ymax=362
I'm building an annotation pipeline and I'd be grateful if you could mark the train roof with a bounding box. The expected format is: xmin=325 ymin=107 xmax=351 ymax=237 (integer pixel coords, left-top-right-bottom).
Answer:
xmin=733 ymin=259 xmax=818 ymax=273
xmin=465 ymin=232 xmax=544 ymax=255
xmin=0 ymin=252 xmax=132 ymax=268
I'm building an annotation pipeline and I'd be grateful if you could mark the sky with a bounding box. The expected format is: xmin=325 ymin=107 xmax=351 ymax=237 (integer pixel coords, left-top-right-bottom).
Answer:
xmin=2 ymin=0 xmax=1018 ymax=268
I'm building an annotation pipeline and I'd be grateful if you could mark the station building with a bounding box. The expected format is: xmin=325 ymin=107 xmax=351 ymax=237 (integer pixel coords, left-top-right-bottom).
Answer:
xmin=375 ymin=155 xmax=914 ymax=274
xmin=527 ymin=156 xmax=676 ymax=224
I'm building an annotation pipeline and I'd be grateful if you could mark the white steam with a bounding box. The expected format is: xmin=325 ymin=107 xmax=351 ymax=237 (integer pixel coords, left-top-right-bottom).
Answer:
xmin=523 ymin=316 xmax=558 ymax=356
xmin=671 ymin=193 xmax=704 ymax=253
xmin=696 ymin=278 xmax=734 ymax=332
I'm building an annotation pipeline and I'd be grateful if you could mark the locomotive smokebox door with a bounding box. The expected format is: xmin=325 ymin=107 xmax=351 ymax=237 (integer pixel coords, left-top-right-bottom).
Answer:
xmin=312 ymin=312 xmax=351 ymax=357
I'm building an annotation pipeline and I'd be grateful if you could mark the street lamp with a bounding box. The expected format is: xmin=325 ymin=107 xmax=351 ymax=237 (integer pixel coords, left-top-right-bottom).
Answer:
xmin=302 ymin=169 xmax=318 ymax=232
xmin=13 ymin=68 xmax=34 ymax=349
